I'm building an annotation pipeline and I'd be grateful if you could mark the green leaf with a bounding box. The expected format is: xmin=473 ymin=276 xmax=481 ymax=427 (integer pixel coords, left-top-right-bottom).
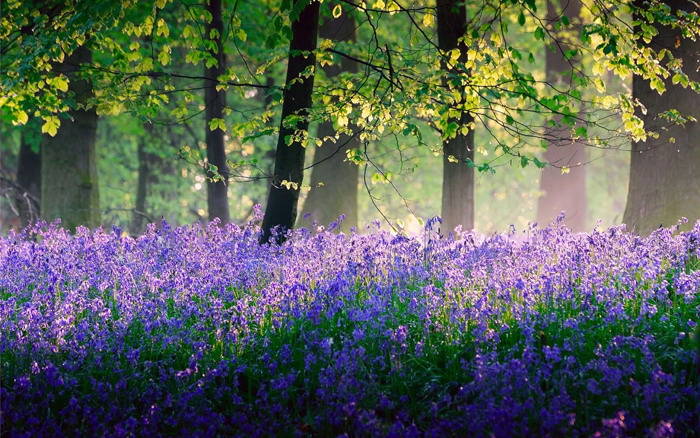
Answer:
xmin=371 ymin=173 xmax=388 ymax=184
xmin=602 ymin=36 xmax=618 ymax=55
xmin=345 ymin=148 xmax=366 ymax=165
xmin=158 ymin=46 xmax=171 ymax=66
xmin=183 ymin=24 xmax=194 ymax=38
xmin=672 ymin=72 xmax=689 ymax=87
xmin=650 ymin=77 xmax=666 ymax=94
xmin=443 ymin=122 xmax=458 ymax=139
xmin=517 ymin=12 xmax=525 ymax=27
xmin=156 ymin=18 xmax=169 ymax=37
xmin=209 ymin=118 xmax=226 ymax=132
xmin=42 ymin=116 xmax=60 ymax=137
xmin=15 ymin=110 xmax=28 ymax=125
xmin=51 ymin=76 xmax=69 ymax=92
xmin=520 ymin=156 xmax=528 ymax=168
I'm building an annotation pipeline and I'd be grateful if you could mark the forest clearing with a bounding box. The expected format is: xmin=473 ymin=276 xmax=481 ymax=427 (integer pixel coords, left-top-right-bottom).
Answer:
xmin=2 ymin=219 xmax=699 ymax=435
xmin=2 ymin=0 xmax=700 ymax=435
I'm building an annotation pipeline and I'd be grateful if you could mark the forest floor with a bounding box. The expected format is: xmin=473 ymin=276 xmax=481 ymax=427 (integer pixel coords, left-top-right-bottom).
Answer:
xmin=2 ymin=220 xmax=699 ymax=436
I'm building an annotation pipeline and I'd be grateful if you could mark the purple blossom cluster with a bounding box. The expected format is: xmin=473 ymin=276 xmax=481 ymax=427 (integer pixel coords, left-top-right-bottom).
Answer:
xmin=1 ymin=217 xmax=699 ymax=436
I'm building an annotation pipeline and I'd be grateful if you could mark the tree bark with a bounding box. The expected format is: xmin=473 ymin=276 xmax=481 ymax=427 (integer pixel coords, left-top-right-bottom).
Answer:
xmin=261 ymin=0 xmax=320 ymax=243
xmin=623 ymin=0 xmax=700 ymax=234
xmin=41 ymin=45 xmax=100 ymax=230
xmin=536 ymin=0 xmax=587 ymax=232
xmin=437 ymin=0 xmax=475 ymax=235
xmin=300 ymin=4 xmax=359 ymax=230
xmin=205 ymin=0 xmax=230 ymax=223
xmin=133 ymin=137 xmax=149 ymax=233
xmin=16 ymin=120 xmax=41 ymax=227
xmin=131 ymin=124 xmax=158 ymax=234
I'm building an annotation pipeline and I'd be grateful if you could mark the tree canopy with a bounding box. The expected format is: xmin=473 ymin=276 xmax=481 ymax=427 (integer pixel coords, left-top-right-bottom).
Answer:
xmin=2 ymin=0 xmax=699 ymax=233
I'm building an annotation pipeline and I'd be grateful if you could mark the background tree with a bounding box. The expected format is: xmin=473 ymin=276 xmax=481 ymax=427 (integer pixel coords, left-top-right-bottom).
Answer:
xmin=2 ymin=0 xmax=700 ymax=236
xmin=623 ymin=0 xmax=700 ymax=233
xmin=41 ymin=46 xmax=100 ymax=230
xmin=437 ymin=0 xmax=475 ymax=234
xmin=536 ymin=0 xmax=587 ymax=231
xmin=14 ymin=120 xmax=41 ymax=227
xmin=300 ymin=3 xmax=360 ymax=230
xmin=131 ymin=123 xmax=158 ymax=233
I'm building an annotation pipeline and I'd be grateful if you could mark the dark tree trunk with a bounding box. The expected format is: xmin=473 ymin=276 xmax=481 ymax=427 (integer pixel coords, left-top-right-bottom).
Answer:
xmin=623 ymin=0 xmax=700 ymax=234
xmin=300 ymin=4 xmax=359 ymax=230
xmin=132 ymin=124 xmax=158 ymax=234
xmin=205 ymin=0 xmax=230 ymax=223
xmin=16 ymin=120 xmax=41 ymax=227
xmin=261 ymin=0 xmax=320 ymax=243
xmin=133 ymin=137 xmax=149 ymax=233
xmin=437 ymin=0 xmax=475 ymax=235
xmin=536 ymin=0 xmax=587 ymax=232
xmin=41 ymin=45 xmax=100 ymax=230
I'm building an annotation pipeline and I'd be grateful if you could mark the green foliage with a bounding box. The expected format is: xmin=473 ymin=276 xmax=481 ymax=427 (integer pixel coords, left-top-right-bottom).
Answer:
xmin=2 ymin=0 xmax=700 ymax=230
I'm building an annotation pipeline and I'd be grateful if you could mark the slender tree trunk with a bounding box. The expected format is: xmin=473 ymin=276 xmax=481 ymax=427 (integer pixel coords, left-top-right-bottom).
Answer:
xmin=16 ymin=120 xmax=41 ymax=227
xmin=623 ymin=0 xmax=700 ymax=233
xmin=536 ymin=0 xmax=587 ymax=232
xmin=437 ymin=0 xmax=475 ymax=235
xmin=300 ymin=4 xmax=359 ymax=230
xmin=41 ymin=46 xmax=100 ymax=230
xmin=132 ymin=124 xmax=158 ymax=234
xmin=205 ymin=0 xmax=230 ymax=223
xmin=261 ymin=0 xmax=320 ymax=242
xmin=133 ymin=137 xmax=149 ymax=233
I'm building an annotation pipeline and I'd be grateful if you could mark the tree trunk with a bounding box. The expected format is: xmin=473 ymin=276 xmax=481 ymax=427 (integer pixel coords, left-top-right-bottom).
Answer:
xmin=536 ymin=0 xmax=587 ymax=232
xmin=41 ymin=46 xmax=100 ymax=230
xmin=261 ymin=0 xmax=320 ymax=243
xmin=300 ymin=4 xmax=359 ymax=230
xmin=437 ymin=0 xmax=475 ymax=235
xmin=623 ymin=0 xmax=700 ymax=234
xmin=131 ymin=124 xmax=158 ymax=234
xmin=16 ymin=120 xmax=41 ymax=227
xmin=133 ymin=137 xmax=149 ymax=234
xmin=205 ymin=0 xmax=230 ymax=223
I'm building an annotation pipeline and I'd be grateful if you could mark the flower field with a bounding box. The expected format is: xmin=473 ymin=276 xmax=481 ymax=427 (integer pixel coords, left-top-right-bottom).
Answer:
xmin=2 ymin=218 xmax=699 ymax=437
